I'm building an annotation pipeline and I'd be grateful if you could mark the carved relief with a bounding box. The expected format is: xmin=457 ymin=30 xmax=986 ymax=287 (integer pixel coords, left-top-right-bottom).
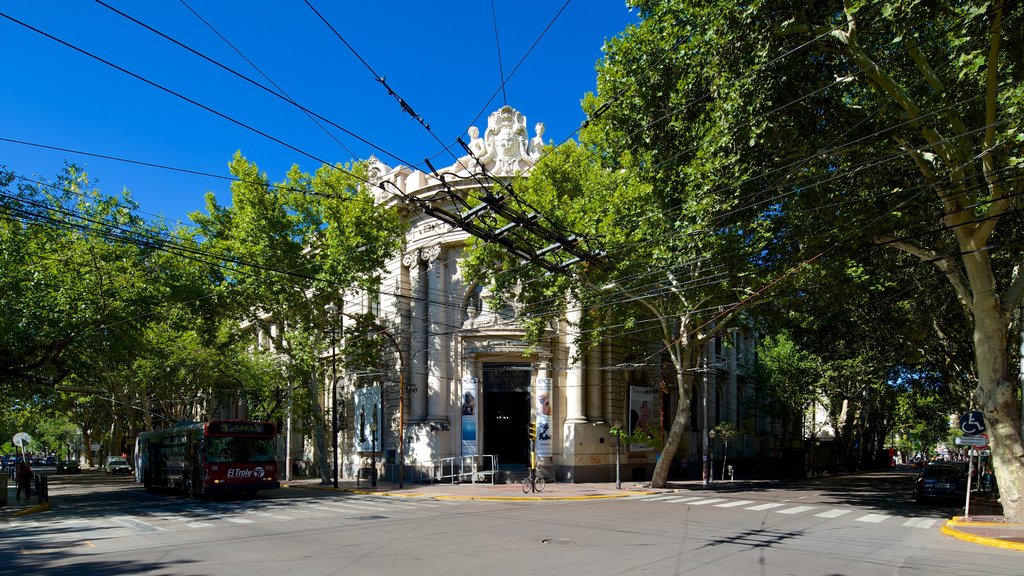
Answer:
xmin=448 ymin=106 xmax=546 ymax=177
xmin=421 ymin=244 xmax=442 ymax=263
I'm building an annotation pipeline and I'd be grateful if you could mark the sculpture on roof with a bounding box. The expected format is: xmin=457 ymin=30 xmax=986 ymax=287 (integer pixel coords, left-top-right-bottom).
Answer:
xmin=447 ymin=106 xmax=545 ymax=178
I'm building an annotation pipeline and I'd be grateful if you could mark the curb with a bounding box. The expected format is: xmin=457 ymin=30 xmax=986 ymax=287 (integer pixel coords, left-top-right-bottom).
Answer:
xmin=9 ymin=501 xmax=51 ymax=517
xmin=281 ymin=481 xmax=658 ymax=501
xmin=941 ymin=518 xmax=1024 ymax=552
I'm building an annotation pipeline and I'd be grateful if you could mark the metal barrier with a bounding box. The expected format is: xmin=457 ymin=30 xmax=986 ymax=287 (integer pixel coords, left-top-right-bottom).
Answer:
xmin=34 ymin=473 xmax=49 ymax=504
xmin=434 ymin=455 xmax=498 ymax=485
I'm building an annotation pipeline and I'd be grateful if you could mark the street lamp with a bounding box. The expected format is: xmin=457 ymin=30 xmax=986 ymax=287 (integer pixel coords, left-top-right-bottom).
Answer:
xmin=370 ymin=408 xmax=378 ymax=488
xmin=614 ymin=420 xmax=622 ymax=490
xmin=324 ymin=303 xmax=339 ymax=490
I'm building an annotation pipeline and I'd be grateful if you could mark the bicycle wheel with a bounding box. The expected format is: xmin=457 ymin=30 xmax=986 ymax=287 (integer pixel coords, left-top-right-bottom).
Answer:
xmin=522 ymin=476 xmax=532 ymax=494
xmin=534 ymin=475 xmax=545 ymax=492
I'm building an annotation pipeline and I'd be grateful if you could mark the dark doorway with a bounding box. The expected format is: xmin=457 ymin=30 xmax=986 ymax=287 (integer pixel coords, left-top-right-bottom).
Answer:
xmin=482 ymin=363 xmax=531 ymax=466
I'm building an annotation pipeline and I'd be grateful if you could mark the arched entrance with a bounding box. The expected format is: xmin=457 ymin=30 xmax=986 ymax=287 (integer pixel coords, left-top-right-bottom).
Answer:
xmin=482 ymin=363 xmax=531 ymax=466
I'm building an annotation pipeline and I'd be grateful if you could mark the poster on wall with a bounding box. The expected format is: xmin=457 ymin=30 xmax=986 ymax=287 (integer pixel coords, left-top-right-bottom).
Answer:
xmin=629 ymin=385 xmax=656 ymax=450
xmin=461 ymin=377 xmax=478 ymax=456
xmin=535 ymin=377 xmax=553 ymax=457
xmin=354 ymin=385 xmax=381 ymax=452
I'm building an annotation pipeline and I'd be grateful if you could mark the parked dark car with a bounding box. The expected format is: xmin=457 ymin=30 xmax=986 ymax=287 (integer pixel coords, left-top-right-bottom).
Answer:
xmin=913 ymin=463 xmax=968 ymax=502
xmin=56 ymin=460 xmax=81 ymax=474
xmin=44 ymin=456 xmax=57 ymax=466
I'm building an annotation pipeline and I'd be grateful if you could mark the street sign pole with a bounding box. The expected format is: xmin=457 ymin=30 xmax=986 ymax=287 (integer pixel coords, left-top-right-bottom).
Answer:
xmin=965 ymin=449 xmax=974 ymax=518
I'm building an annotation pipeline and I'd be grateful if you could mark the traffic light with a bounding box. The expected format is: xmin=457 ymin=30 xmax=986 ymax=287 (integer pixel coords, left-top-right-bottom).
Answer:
xmin=528 ymin=422 xmax=536 ymax=440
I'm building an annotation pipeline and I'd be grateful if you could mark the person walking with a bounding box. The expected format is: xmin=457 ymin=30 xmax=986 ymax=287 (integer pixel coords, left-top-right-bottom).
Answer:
xmin=15 ymin=460 xmax=33 ymax=500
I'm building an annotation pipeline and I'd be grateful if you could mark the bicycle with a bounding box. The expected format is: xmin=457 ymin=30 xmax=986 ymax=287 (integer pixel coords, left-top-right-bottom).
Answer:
xmin=522 ymin=468 xmax=545 ymax=493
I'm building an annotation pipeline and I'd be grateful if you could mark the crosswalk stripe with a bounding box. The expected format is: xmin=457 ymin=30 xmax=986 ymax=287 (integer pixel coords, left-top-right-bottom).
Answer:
xmin=814 ymin=509 xmax=851 ymax=519
xmin=776 ymin=505 xmax=816 ymax=515
xmin=224 ymin=517 xmax=254 ymax=524
xmin=665 ymin=496 xmax=705 ymax=503
xmin=715 ymin=500 xmax=754 ymax=508
xmin=746 ymin=502 xmax=786 ymax=511
xmin=688 ymin=498 xmax=727 ymax=506
xmin=902 ymin=518 xmax=937 ymax=529
xmin=644 ymin=495 xmax=685 ymax=501
xmin=187 ymin=522 xmax=214 ymax=528
xmin=855 ymin=513 xmax=889 ymax=523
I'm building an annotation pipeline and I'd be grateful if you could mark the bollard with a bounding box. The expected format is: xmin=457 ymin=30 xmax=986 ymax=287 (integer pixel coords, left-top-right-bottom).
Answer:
xmin=0 ymin=471 xmax=7 ymax=506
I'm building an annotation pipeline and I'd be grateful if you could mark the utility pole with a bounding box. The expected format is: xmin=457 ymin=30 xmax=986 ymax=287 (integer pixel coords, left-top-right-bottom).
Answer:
xmin=324 ymin=303 xmax=339 ymax=489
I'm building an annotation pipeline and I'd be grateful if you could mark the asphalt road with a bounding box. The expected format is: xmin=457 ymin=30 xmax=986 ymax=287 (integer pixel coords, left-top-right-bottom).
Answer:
xmin=2 ymin=470 xmax=1018 ymax=575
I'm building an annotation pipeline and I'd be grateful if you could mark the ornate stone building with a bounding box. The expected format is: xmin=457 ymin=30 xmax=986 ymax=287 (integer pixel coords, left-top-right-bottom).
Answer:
xmin=328 ymin=106 xmax=758 ymax=484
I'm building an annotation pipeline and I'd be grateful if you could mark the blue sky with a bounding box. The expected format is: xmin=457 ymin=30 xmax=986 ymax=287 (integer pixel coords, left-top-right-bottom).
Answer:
xmin=1 ymin=1 xmax=638 ymax=225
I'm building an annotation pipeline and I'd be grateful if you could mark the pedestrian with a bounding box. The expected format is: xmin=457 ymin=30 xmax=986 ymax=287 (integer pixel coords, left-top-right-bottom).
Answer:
xmin=15 ymin=460 xmax=33 ymax=499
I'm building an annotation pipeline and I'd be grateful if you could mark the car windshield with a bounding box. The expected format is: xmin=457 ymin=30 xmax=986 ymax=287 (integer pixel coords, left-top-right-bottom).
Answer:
xmin=109 ymin=458 xmax=128 ymax=465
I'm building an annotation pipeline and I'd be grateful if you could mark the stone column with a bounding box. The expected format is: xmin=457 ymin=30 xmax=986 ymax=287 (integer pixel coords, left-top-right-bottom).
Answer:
xmin=565 ymin=298 xmax=586 ymax=424
xmin=404 ymin=251 xmax=427 ymax=422
xmin=425 ymin=245 xmax=448 ymax=422
xmin=587 ymin=339 xmax=603 ymax=423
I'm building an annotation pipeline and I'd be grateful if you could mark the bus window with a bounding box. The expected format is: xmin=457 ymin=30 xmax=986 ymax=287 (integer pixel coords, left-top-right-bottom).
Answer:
xmin=249 ymin=438 xmax=276 ymax=462
xmin=208 ymin=438 xmax=237 ymax=463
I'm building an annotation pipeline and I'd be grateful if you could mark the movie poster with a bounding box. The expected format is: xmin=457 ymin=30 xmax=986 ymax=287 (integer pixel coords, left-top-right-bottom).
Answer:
xmin=535 ymin=377 xmax=552 ymax=457
xmin=461 ymin=377 xmax=478 ymax=456
xmin=629 ymin=385 xmax=656 ymax=450
xmin=354 ymin=385 xmax=381 ymax=452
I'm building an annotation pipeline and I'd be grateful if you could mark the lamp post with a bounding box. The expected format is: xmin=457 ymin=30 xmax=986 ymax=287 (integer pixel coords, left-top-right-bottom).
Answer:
xmin=324 ymin=303 xmax=339 ymax=489
xmin=370 ymin=409 xmax=378 ymax=488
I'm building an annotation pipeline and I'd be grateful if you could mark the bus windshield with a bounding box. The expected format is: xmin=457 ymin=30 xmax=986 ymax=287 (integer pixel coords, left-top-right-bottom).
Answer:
xmin=206 ymin=436 xmax=276 ymax=463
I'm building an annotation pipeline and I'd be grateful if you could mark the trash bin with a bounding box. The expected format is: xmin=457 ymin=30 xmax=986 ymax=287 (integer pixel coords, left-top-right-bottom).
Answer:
xmin=0 ymin=471 xmax=8 ymax=506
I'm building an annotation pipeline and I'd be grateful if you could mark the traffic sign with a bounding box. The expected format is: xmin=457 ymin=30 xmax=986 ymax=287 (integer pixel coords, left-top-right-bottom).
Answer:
xmin=955 ymin=435 xmax=988 ymax=447
xmin=12 ymin=432 xmax=31 ymax=447
xmin=959 ymin=411 xmax=986 ymax=435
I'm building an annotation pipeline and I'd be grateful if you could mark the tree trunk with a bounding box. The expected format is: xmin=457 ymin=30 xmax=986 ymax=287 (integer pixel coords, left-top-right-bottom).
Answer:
xmin=305 ymin=373 xmax=330 ymax=483
xmin=651 ymin=336 xmax=699 ymax=488
xmin=972 ymin=308 xmax=1024 ymax=520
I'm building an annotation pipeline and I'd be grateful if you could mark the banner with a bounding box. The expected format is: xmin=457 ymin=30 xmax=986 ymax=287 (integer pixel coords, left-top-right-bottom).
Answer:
xmin=461 ymin=377 xmax=479 ymax=456
xmin=629 ymin=385 xmax=656 ymax=450
xmin=535 ymin=377 xmax=552 ymax=457
xmin=354 ymin=385 xmax=381 ymax=452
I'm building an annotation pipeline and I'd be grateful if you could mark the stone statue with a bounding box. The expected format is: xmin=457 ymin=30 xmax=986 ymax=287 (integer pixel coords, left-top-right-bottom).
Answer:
xmin=442 ymin=106 xmax=544 ymax=177
xmin=529 ymin=122 xmax=545 ymax=161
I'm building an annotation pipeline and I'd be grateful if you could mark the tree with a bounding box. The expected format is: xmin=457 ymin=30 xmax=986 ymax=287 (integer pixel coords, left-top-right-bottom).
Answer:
xmin=462 ymin=139 xmax=771 ymax=488
xmin=191 ymin=154 xmax=403 ymax=484
xmin=584 ymin=0 xmax=1024 ymax=518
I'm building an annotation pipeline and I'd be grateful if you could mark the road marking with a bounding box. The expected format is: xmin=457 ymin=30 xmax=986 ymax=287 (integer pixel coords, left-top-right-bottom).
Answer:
xmin=113 ymin=515 xmax=166 ymax=532
xmin=776 ymin=505 xmax=816 ymax=515
xmin=715 ymin=500 xmax=754 ymax=508
xmin=855 ymin=514 xmax=889 ymax=523
xmin=814 ymin=509 xmax=851 ymax=519
xmin=688 ymin=498 xmax=727 ymax=506
xmin=746 ymin=502 xmax=786 ymax=511
xmin=903 ymin=518 xmax=937 ymax=529
xmin=665 ymin=496 xmax=705 ymax=503
xmin=643 ymin=495 xmax=684 ymax=501
xmin=224 ymin=517 xmax=254 ymax=524
xmin=187 ymin=522 xmax=214 ymax=528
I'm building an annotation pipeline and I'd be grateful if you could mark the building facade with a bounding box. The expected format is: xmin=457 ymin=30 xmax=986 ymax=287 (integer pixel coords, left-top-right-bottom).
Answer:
xmin=318 ymin=106 xmax=760 ymax=484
